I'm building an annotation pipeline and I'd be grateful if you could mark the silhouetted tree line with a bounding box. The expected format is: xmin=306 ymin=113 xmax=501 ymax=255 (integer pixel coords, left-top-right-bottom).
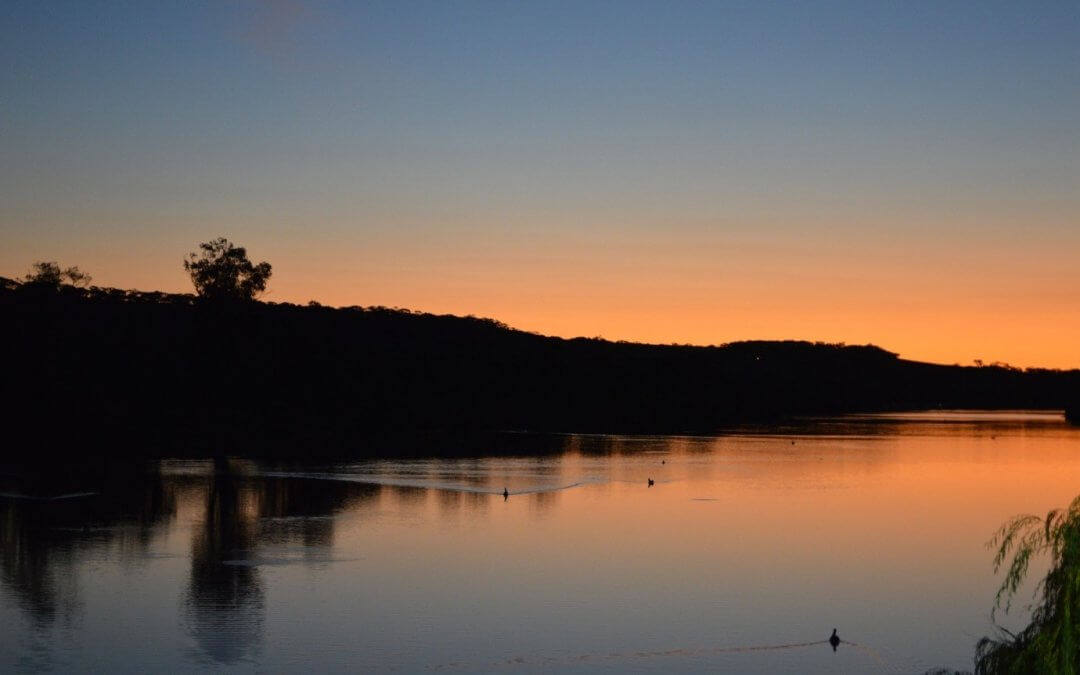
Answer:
xmin=1 ymin=273 xmax=1078 ymax=457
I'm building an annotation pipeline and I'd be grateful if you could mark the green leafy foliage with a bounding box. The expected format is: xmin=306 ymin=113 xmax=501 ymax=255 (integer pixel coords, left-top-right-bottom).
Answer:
xmin=183 ymin=238 xmax=271 ymax=301
xmin=976 ymin=495 xmax=1080 ymax=674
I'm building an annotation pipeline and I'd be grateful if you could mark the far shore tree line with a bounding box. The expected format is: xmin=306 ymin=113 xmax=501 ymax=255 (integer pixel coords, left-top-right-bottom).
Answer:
xmin=22 ymin=237 xmax=271 ymax=302
xmin=7 ymin=237 xmax=1051 ymax=373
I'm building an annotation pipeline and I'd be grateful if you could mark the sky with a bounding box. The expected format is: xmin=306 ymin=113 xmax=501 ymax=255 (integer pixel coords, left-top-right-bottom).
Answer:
xmin=2 ymin=1 xmax=1078 ymax=368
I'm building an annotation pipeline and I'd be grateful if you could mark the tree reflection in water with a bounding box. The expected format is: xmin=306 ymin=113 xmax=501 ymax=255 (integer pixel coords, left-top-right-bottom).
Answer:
xmin=183 ymin=459 xmax=265 ymax=665
xmin=0 ymin=459 xmax=379 ymax=668
xmin=0 ymin=464 xmax=176 ymax=629
xmin=182 ymin=459 xmax=380 ymax=665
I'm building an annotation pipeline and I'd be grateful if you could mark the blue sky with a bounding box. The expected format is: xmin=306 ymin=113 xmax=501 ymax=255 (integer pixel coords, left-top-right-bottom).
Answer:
xmin=2 ymin=1 xmax=1079 ymax=365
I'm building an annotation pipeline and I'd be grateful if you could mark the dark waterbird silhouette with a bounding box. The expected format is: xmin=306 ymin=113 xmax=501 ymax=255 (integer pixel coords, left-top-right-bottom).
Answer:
xmin=502 ymin=487 xmax=508 ymax=500
xmin=829 ymin=628 xmax=840 ymax=651
xmin=647 ymin=478 xmax=654 ymax=487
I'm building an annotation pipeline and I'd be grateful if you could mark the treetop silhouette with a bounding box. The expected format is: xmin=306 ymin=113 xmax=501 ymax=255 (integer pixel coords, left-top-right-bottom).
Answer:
xmin=183 ymin=238 xmax=271 ymax=301
xmin=25 ymin=261 xmax=92 ymax=288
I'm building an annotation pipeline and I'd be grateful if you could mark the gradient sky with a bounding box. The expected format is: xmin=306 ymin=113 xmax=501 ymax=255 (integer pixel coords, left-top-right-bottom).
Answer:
xmin=2 ymin=1 xmax=1078 ymax=367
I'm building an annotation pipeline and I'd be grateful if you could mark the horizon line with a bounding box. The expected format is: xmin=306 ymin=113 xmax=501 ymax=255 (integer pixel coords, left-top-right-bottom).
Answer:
xmin=5 ymin=272 xmax=1077 ymax=374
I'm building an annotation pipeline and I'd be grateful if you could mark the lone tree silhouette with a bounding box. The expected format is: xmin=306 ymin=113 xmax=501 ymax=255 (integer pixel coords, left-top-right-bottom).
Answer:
xmin=184 ymin=238 xmax=271 ymax=301
xmin=25 ymin=261 xmax=92 ymax=287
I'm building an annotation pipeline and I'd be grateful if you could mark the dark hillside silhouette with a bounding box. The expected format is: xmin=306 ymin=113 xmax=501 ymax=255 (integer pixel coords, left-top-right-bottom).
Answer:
xmin=1 ymin=276 xmax=1077 ymax=457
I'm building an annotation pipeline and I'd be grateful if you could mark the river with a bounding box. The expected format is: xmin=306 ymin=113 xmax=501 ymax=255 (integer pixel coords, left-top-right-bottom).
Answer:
xmin=1 ymin=411 xmax=1076 ymax=673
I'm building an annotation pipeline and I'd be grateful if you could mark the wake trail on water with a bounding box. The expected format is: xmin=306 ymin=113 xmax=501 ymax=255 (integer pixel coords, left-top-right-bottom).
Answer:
xmin=256 ymin=471 xmax=598 ymax=496
xmin=426 ymin=638 xmax=919 ymax=672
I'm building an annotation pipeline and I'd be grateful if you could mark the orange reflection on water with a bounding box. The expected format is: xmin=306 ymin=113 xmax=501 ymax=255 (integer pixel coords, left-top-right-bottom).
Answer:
xmin=324 ymin=416 xmax=1080 ymax=670
xmin=4 ymin=414 xmax=1079 ymax=673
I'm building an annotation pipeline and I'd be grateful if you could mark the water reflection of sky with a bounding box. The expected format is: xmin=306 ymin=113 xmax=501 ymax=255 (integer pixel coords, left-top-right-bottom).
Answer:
xmin=1 ymin=412 xmax=1078 ymax=673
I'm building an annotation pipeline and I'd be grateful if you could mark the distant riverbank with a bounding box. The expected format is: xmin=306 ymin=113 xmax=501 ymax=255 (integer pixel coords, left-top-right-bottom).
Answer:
xmin=3 ymin=277 xmax=1078 ymax=457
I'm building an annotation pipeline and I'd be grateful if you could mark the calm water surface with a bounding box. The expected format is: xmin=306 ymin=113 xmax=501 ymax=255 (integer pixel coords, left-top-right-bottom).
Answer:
xmin=2 ymin=412 xmax=1078 ymax=673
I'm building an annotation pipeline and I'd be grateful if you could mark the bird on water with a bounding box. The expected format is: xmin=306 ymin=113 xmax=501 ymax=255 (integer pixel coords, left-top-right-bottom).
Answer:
xmin=829 ymin=628 xmax=840 ymax=651
xmin=503 ymin=488 xmax=509 ymax=499
xmin=647 ymin=478 xmax=654 ymax=487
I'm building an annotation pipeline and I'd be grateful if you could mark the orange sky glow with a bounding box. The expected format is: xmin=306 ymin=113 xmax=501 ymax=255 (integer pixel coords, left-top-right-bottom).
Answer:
xmin=3 ymin=2 xmax=1077 ymax=371
xmin=5 ymin=218 xmax=1076 ymax=370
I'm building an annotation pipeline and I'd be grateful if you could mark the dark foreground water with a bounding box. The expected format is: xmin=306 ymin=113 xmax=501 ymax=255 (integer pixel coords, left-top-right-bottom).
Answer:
xmin=2 ymin=411 xmax=1078 ymax=673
